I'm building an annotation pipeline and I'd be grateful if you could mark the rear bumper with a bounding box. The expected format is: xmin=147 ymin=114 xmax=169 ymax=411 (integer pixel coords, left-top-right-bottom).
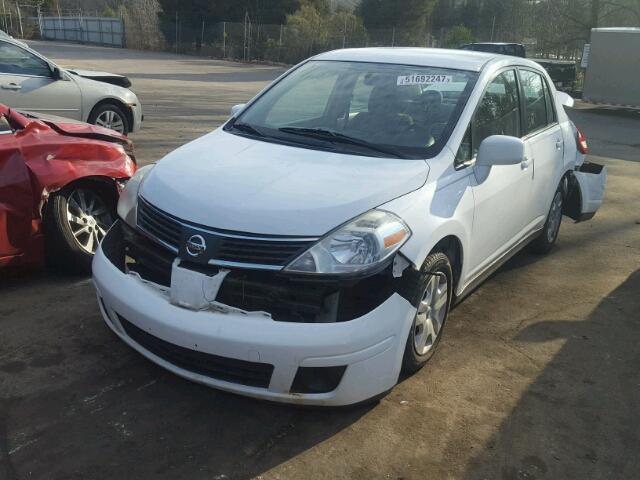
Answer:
xmin=92 ymin=246 xmax=416 ymax=406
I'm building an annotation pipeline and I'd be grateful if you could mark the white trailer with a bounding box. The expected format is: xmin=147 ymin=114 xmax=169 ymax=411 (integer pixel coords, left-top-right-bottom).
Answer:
xmin=582 ymin=28 xmax=640 ymax=108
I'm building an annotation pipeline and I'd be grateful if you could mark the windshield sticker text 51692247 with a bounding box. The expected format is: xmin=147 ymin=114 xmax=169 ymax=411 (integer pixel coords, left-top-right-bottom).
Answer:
xmin=397 ymin=74 xmax=453 ymax=86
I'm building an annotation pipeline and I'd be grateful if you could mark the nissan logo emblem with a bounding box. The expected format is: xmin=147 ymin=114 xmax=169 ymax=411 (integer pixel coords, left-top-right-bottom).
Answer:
xmin=185 ymin=234 xmax=207 ymax=257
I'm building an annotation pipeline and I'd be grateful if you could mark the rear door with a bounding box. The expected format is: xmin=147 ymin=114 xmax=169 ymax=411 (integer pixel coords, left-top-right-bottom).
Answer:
xmin=0 ymin=40 xmax=82 ymax=120
xmin=0 ymin=113 xmax=33 ymax=265
xmin=518 ymin=68 xmax=565 ymax=230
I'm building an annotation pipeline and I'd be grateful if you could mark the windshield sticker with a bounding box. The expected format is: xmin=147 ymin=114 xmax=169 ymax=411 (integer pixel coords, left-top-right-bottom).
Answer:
xmin=397 ymin=74 xmax=453 ymax=86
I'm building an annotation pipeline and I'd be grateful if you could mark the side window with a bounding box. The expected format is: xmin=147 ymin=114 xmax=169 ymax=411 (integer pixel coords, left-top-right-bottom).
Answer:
xmin=519 ymin=70 xmax=548 ymax=134
xmin=542 ymin=78 xmax=556 ymax=124
xmin=470 ymin=69 xmax=521 ymax=156
xmin=454 ymin=126 xmax=472 ymax=166
xmin=0 ymin=115 xmax=13 ymax=134
xmin=0 ymin=41 xmax=52 ymax=77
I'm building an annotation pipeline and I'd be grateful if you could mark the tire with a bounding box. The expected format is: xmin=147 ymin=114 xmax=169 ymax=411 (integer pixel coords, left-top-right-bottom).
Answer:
xmin=88 ymin=102 xmax=130 ymax=135
xmin=530 ymin=184 xmax=564 ymax=254
xmin=44 ymin=184 xmax=116 ymax=273
xmin=402 ymin=252 xmax=453 ymax=373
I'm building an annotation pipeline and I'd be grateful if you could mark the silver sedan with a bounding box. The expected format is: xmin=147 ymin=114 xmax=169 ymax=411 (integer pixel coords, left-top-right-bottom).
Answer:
xmin=0 ymin=38 xmax=142 ymax=134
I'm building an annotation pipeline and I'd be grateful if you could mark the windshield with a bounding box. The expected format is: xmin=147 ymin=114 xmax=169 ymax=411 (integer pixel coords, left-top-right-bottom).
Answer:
xmin=227 ymin=60 xmax=478 ymax=159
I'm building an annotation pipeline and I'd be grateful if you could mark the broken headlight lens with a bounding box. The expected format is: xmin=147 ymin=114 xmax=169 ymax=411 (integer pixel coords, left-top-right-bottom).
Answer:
xmin=285 ymin=210 xmax=411 ymax=275
xmin=117 ymin=164 xmax=154 ymax=229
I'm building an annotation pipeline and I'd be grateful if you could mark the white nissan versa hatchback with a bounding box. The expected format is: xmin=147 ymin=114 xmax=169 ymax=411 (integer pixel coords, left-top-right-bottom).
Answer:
xmin=93 ymin=48 xmax=606 ymax=406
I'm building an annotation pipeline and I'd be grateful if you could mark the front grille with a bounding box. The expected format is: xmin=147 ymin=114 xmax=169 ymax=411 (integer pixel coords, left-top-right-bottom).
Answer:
xmin=118 ymin=314 xmax=274 ymax=388
xmin=136 ymin=197 xmax=315 ymax=267
xmin=105 ymin=222 xmax=394 ymax=324
xmin=214 ymin=238 xmax=312 ymax=266
xmin=137 ymin=197 xmax=181 ymax=251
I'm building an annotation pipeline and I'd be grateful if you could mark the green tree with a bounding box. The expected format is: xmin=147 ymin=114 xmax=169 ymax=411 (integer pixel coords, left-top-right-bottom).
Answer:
xmin=444 ymin=25 xmax=473 ymax=48
xmin=358 ymin=0 xmax=438 ymax=46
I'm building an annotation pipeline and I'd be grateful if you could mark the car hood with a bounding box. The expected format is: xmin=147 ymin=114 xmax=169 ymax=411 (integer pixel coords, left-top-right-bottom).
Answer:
xmin=140 ymin=129 xmax=429 ymax=236
xmin=67 ymin=68 xmax=132 ymax=88
xmin=20 ymin=110 xmax=129 ymax=144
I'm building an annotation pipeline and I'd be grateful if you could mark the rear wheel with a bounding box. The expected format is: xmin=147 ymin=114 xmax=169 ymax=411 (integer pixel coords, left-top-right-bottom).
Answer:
xmin=88 ymin=102 xmax=130 ymax=135
xmin=44 ymin=185 xmax=115 ymax=272
xmin=531 ymin=184 xmax=564 ymax=254
xmin=402 ymin=252 xmax=453 ymax=373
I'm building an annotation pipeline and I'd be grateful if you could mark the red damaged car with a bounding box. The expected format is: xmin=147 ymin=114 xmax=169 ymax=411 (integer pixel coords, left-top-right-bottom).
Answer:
xmin=0 ymin=104 xmax=136 ymax=271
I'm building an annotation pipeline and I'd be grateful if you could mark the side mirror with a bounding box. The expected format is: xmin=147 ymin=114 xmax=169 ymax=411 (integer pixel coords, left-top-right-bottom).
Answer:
xmin=51 ymin=66 xmax=63 ymax=80
xmin=555 ymin=91 xmax=574 ymax=108
xmin=476 ymin=135 xmax=525 ymax=167
xmin=230 ymin=103 xmax=246 ymax=117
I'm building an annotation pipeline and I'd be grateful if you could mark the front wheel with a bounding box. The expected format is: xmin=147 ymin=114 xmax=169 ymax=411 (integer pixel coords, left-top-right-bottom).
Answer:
xmin=402 ymin=252 xmax=453 ymax=373
xmin=44 ymin=185 xmax=115 ymax=272
xmin=88 ymin=103 xmax=130 ymax=135
xmin=531 ymin=185 xmax=564 ymax=254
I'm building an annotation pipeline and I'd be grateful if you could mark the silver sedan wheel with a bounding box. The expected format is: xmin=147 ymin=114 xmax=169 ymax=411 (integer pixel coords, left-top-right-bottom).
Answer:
xmin=66 ymin=189 xmax=113 ymax=254
xmin=95 ymin=109 xmax=125 ymax=134
xmin=413 ymin=273 xmax=448 ymax=356
xmin=546 ymin=191 xmax=563 ymax=242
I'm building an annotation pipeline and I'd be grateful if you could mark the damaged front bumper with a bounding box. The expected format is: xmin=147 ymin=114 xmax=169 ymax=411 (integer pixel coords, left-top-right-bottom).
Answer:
xmin=92 ymin=222 xmax=417 ymax=406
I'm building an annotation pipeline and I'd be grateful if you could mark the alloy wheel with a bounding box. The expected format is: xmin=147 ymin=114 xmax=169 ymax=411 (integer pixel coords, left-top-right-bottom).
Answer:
xmin=413 ymin=272 xmax=448 ymax=355
xmin=95 ymin=109 xmax=125 ymax=134
xmin=66 ymin=189 xmax=113 ymax=254
xmin=546 ymin=191 xmax=563 ymax=242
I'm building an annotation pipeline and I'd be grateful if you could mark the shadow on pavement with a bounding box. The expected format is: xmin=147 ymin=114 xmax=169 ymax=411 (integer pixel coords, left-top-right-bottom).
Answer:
xmin=461 ymin=269 xmax=640 ymax=480
xmin=0 ymin=286 xmax=373 ymax=479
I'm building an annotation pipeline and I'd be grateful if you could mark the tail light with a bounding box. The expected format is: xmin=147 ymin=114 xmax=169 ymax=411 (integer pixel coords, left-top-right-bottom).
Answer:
xmin=576 ymin=128 xmax=588 ymax=154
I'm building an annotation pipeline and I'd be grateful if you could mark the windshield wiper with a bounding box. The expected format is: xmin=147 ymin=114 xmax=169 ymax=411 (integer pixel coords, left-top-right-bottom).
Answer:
xmin=278 ymin=127 xmax=405 ymax=159
xmin=230 ymin=122 xmax=264 ymax=137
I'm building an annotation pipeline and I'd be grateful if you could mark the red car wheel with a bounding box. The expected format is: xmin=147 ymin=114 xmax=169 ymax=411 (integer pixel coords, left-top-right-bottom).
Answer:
xmin=44 ymin=185 xmax=116 ymax=272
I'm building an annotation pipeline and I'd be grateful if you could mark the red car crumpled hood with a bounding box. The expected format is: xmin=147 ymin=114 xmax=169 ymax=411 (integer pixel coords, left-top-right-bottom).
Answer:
xmin=20 ymin=110 xmax=129 ymax=144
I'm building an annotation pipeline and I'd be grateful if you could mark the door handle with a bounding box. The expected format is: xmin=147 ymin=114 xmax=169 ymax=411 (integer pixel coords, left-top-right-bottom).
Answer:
xmin=1 ymin=83 xmax=21 ymax=90
xmin=521 ymin=156 xmax=531 ymax=169
xmin=555 ymin=139 xmax=563 ymax=150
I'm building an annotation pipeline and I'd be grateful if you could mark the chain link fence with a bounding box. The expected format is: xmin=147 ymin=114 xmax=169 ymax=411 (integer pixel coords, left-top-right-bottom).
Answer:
xmin=6 ymin=5 xmax=583 ymax=66
xmin=165 ymin=15 xmax=428 ymax=65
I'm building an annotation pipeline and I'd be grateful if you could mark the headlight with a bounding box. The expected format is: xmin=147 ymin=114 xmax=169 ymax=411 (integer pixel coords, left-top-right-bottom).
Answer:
xmin=285 ymin=210 xmax=411 ymax=275
xmin=117 ymin=164 xmax=154 ymax=228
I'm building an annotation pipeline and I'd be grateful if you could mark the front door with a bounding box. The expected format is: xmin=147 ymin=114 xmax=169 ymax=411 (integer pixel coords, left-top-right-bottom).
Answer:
xmin=463 ymin=69 xmax=535 ymax=278
xmin=0 ymin=40 xmax=82 ymax=120
xmin=0 ymin=110 xmax=33 ymax=265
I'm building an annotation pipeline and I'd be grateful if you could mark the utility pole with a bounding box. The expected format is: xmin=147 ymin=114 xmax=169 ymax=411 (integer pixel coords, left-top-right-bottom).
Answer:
xmin=175 ymin=10 xmax=178 ymax=54
xmin=1 ymin=0 xmax=6 ymax=33
xmin=490 ymin=14 xmax=496 ymax=42
xmin=201 ymin=19 xmax=205 ymax=50
xmin=37 ymin=4 xmax=43 ymax=38
xmin=243 ymin=10 xmax=247 ymax=61
xmin=15 ymin=2 xmax=23 ymax=38
xmin=589 ymin=0 xmax=600 ymax=40
xmin=278 ymin=23 xmax=283 ymax=62
xmin=342 ymin=14 xmax=347 ymax=48
xmin=223 ymin=21 xmax=226 ymax=58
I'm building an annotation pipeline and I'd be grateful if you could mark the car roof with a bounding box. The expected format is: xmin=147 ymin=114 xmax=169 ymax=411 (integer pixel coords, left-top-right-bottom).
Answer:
xmin=0 ymin=35 xmax=32 ymax=50
xmin=592 ymin=27 xmax=640 ymax=33
xmin=313 ymin=47 xmax=536 ymax=73
xmin=467 ymin=42 xmax=522 ymax=46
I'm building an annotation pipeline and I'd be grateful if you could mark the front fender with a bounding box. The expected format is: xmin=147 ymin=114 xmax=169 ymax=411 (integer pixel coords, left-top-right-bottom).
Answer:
xmin=380 ymin=170 xmax=474 ymax=296
xmin=17 ymin=122 xmax=136 ymax=213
